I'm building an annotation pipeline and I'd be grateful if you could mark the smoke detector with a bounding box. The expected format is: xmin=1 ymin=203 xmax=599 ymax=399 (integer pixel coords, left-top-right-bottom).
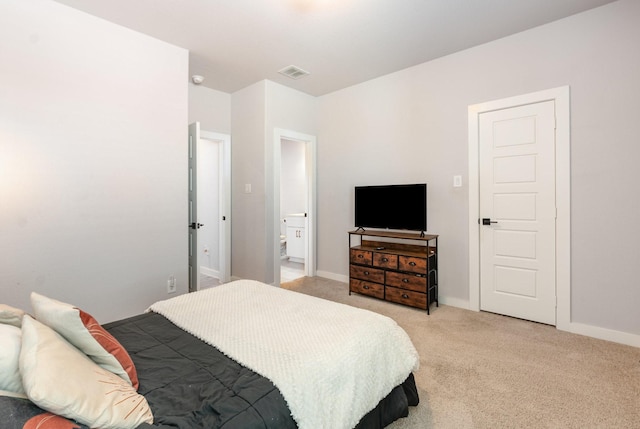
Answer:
xmin=191 ymin=75 xmax=204 ymax=85
xmin=278 ymin=65 xmax=310 ymax=80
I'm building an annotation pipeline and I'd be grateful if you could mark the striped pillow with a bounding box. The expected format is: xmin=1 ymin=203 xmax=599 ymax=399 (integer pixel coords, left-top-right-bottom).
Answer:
xmin=30 ymin=292 xmax=138 ymax=389
xmin=19 ymin=316 xmax=152 ymax=429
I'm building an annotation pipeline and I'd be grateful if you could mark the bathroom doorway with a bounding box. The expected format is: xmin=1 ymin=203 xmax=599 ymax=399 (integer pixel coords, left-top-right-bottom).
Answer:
xmin=273 ymin=128 xmax=316 ymax=286
xmin=280 ymin=139 xmax=306 ymax=283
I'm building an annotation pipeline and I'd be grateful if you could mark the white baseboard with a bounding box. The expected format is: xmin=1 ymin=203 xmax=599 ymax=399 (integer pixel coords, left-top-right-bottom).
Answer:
xmin=436 ymin=298 xmax=639 ymax=348
xmin=561 ymin=321 xmax=640 ymax=348
xmin=200 ymin=266 xmax=220 ymax=279
xmin=316 ymin=270 xmax=348 ymax=284
xmin=437 ymin=296 xmax=469 ymax=309
xmin=315 ymin=271 xmax=639 ymax=349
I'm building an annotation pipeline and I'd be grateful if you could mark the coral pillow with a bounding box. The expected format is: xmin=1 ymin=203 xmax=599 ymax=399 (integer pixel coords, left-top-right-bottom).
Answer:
xmin=19 ymin=316 xmax=153 ymax=429
xmin=0 ymin=304 xmax=25 ymax=327
xmin=30 ymin=292 xmax=138 ymax=389
xmin=0 ymin=323 xmax=26 ymax=395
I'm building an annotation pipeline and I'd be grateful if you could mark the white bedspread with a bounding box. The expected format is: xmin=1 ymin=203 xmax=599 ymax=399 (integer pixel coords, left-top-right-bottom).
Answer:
xmin=148 ymin=279 xmax=419 ymax=429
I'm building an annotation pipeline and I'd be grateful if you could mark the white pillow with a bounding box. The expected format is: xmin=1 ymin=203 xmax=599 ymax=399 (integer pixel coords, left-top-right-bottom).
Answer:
xmin=30 ymin=292 xmax=138 ymax=388
xmin=0 ymin=389 xmax=28 ymax=399
xmin=0 ymin=324 xmax=25 ymax=395
xmin=19 ymin=316 xmax=153 ymax=429
xmin=0 ymin=304 xmax=25 ymax=327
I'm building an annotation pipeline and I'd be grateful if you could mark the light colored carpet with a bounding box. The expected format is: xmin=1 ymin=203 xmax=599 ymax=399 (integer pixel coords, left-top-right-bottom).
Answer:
xmin=282 ymin=276 xmax=640 ymax=429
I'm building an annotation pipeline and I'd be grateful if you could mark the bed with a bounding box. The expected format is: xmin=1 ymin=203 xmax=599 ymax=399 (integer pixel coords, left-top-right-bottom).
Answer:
xmin=1 ymin=279 xmax=420 ymax=429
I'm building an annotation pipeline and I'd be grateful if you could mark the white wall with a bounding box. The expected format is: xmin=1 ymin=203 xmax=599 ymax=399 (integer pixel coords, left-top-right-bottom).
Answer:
xmin=188 ymin=84 xmax=231 ymax=134
xmin=281 ymin=139 xmax=307 ymax=225
xmin=230 ymin=80 xmax=317 ymax=283
xmin=230 ymin=82 xmax=268 ymax=281
xmin=317 ymin=0 xmax=640 ymax=337
xmin=0 ymin=0 xmax=188 ymax=322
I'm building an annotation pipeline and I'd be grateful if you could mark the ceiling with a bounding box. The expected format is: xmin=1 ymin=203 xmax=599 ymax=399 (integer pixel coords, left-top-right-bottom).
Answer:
xmin=53 ymin=0 xmax=616 ymax=96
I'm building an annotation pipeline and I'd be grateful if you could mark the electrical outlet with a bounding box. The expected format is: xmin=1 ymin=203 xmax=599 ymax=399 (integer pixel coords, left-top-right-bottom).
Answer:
xmin=167 ymin=276 xmax=177 ymax=294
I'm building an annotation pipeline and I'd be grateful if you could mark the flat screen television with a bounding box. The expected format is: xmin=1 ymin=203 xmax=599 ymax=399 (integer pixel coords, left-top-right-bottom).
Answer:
xmin=355 ymin=183 xmax=427 ymax=232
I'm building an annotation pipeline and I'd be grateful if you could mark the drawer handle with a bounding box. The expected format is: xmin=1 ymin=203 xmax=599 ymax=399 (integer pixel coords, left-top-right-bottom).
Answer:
xmin=402 ymin=293 xmax=409 ymax=299
xmin=382 ymin=257 xmax=388 ymax=262
xmin=409 ymin=262 xmax=416 ymax=266
xmin=364 ymin=271 xmax=370 ymax=275
xmin=402 ymin=278 xmax=409 ymax=283
xmin=363 ymin=285 xmax=370 ymax=290
xmin=357 ymin=254 xmax=363 ymax=258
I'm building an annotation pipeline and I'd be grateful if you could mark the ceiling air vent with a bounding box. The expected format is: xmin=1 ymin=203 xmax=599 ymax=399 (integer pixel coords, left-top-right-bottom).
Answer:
xmin=278 ymin=65 xmax=310 ymax=80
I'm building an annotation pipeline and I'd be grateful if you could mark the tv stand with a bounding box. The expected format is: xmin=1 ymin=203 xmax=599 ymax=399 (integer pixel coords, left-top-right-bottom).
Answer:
xmin=348 ymin=230 xmax=438 ymax=314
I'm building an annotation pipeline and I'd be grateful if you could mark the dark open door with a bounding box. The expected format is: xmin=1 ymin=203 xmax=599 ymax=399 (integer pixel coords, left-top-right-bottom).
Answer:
xmin=188 ymin=122 xmax=203 ymax=292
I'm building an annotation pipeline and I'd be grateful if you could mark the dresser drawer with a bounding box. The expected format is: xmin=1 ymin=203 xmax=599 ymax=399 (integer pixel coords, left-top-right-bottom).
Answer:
xmin=349 ymin=264 xmax=385 ymax=284
xmin=398 ymin=255 xmax=428 ymax=274
xmin=385 ymin=286 xmax=427 ymax=309
xmin=350 ymin=279 xmax=384 ymax=299
xmin=350 ymin=249 xmax=372 ymax=266
xmin=385 ymin=271 xmax=427 ymax=293
xmin=373 ymin=252 xmax=398 ymax=269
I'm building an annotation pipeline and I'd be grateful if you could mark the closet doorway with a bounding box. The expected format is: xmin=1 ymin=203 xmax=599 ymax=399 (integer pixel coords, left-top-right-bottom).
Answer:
xmin=273 ymin=129 xmax=316 ymax=286
xmin=188 ymin=122 xmax=231 ymax=292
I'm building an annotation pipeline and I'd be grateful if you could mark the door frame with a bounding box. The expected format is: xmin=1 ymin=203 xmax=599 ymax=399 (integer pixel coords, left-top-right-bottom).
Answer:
xmin=200 ymin=130 xmax=232 ymax=284
xmin=272 ymin=128 xmax=317 ymax=286
xmin=467 ymin=86 xmax=571 ymax=330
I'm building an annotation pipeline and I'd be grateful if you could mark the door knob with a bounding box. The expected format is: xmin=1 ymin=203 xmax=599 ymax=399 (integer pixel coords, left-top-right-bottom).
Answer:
xmin=481 ymin=218 xmax=498 ymax=225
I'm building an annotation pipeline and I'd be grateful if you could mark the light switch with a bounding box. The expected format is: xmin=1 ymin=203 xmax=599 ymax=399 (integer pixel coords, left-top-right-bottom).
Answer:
xmin=244 ymin=184 xmax=252 ymax=193
xmin=453 ymin=175 xmax=462 ymax=188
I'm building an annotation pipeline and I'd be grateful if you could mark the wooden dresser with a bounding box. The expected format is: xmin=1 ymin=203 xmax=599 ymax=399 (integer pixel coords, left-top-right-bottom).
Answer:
xmin=348 ymin=230 xmax=438 ymax=314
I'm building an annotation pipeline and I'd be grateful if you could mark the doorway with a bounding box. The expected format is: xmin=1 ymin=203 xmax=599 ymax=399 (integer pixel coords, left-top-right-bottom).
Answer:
xmin=468 ymin=87 xmax=571 ymax=328
xmin=273 ymin=128 xmax=317 ymax=286
xmin=188 ymin=122 xmax=231 ymax=292
xmin=280 ymin=139 xmax=307 ymax=282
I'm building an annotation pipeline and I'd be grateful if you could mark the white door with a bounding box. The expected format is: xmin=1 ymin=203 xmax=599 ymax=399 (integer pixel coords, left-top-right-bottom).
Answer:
xmin=479 ymin=101 xmax=556 ymax=325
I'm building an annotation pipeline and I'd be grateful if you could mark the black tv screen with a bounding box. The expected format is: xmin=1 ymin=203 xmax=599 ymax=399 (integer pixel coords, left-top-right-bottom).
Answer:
xmin=355 ymin=184 xmax=427 ymax=232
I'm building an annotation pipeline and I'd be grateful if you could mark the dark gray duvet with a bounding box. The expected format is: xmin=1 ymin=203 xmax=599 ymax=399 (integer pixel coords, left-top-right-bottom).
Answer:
xmin=106 ymin=312 xmax=296 ymax=428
